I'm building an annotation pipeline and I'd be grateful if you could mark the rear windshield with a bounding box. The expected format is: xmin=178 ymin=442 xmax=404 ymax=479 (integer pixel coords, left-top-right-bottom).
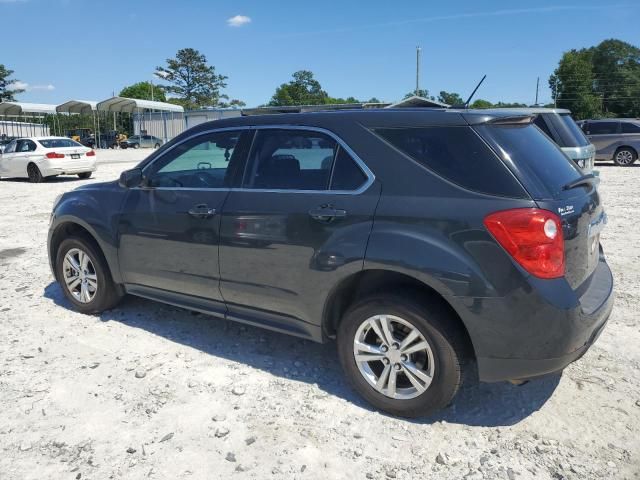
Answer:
xmin=39 ymin=138 xmax=82 ymax=149
xmin=374 ymin=126 xmax=527 ymax=198
xmin=546 ymin=113 xmax=590 ymax=147
xmin=476 ymin=123 xmax=582 ymax=198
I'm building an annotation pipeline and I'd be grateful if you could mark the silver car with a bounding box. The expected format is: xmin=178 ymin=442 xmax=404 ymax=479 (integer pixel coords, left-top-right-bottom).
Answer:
xmin=577 ymin=119 xmax=640 ymax=167
xmin=494 ymin=108 xmax=595 ymax=173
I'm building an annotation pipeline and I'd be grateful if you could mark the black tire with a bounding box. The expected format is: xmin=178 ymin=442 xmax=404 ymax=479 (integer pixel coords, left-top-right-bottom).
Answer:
xmin=27 ymin=163 xmax=44 ymax=183
xmin=613 ymin=147 xmax=637 ymax=166
xmin=337 ymin=293 xmax=466 ymax=417
xmin=77 ymin=172 xmax=92 ymax=179
xmin=55 ymin=236 xmax=124 ymax=314
xmin=154 ymin=143 xmax=161 ymax=149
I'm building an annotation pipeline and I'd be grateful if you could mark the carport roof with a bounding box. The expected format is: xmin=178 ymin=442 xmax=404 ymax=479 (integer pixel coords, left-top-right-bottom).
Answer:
xmin=56 ymin=100 xmax=98 ymax=114
xmin=96 ymin=97 xmax=184 ymax=113
xmin=0 ymin=102 xmax=58 ymax=115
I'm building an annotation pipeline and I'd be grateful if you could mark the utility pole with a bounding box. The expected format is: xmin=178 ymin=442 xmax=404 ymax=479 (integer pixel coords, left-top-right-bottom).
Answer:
xmin=554 ymin=78 xmax=558 ymax=108
xmin=415 ymin=46 xmax=421 ymax=96
xmin=535 ymin=77 xmax=539 ymax=106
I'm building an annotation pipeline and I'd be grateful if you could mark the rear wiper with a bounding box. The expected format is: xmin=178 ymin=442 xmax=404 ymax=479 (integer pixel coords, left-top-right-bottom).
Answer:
xmin=563 ymin=173 xmax=596 ymax=191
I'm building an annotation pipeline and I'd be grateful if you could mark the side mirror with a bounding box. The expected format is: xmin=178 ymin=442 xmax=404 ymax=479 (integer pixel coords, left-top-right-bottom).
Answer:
xmin=119 ymin=168 xmax=143 ymax=188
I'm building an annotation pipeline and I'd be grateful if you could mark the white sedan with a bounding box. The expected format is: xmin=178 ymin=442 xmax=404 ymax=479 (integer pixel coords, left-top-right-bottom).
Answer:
xmin=0 ymin=136 xmax=97 ymax=183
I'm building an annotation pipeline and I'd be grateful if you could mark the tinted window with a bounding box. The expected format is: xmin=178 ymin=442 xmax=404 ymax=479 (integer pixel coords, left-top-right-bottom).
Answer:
xmin=148 ymin=130 xmax=247 ymax=189
xmin=588 ymin=122 xmax=619 ymax=135
xmin=374 ymin=126 xmax=526 ymax=198
xmin=39 ymin=138 xmax=82 ymax=149
xmin=544 ymin=113 xmax=590 ymax=147
xmin=477 ymin=123 xmax=581 ymax=197
xmin=533 ymin=115 xmax=554 ymax=138
xmin=244 ymin=129 xmax=337 ymax=190
xmin=621 ymin=122 xmax=640 ymax=134
xmin=330 ymin=147 xmax=367 ymax=190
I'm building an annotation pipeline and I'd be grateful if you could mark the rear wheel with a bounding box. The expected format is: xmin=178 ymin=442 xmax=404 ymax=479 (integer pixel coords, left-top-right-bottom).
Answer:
xmin=55 ymin=236 xmax=124 ymax=314
xmin=77 ymin=172 xmax=92 ymax=179
xmin=337 ymin=294 xmax=465 ymax=417
xmin=613 ymin=147 xmax=637 ymax=166
xmin=27 ymin=163 xmax=44 ymax=183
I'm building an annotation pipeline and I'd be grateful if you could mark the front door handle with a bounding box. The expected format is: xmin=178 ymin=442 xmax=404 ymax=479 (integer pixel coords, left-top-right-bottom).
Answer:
xmin=309 ymin=205 xmax=347 ymax=223
xmin=187 ymin=204 xmax=216 ymax=219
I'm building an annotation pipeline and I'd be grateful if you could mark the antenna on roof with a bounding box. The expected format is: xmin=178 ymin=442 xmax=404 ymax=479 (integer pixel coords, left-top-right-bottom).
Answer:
xmin=450 ymin=74 xmax=487 ymax=109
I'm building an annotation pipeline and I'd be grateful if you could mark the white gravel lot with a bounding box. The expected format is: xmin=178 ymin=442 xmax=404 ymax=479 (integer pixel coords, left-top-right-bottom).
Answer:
xmin=0 ymin=150 xmax=638 ymax=480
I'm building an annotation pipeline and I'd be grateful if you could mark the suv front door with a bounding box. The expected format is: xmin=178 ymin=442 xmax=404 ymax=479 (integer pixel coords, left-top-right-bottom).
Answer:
xmin=218 ymin=127 xmax=380 ymax=336
xmin=117 ymin=129 xmax=251 ymax=312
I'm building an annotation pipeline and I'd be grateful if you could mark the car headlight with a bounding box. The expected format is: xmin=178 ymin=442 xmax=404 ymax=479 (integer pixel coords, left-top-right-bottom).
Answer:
xmin=576 ymin=158 xmax=586 ymax=168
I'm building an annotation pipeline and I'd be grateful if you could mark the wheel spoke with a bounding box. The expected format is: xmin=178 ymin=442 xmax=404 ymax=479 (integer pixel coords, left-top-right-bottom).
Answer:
xmin=399 ymin=329 xmax=420 ymax=352
xmin=80 ymin=283 xmax=90 ymax=302
xmin=66 ymin=256 xmax=81 ymax=273
xmin=402 ymin=340 xmax=430 ymax=355
xmin=354 ymin=341 xmax=385 ymax=363
xmin=87 ymin=278 xmax=98 ymax=290
xmin=376 ymin=363 xmax=391 ymax=391
xmin=80 ymin=251 xmax=89 ymax=270
xmin=85 ymin=273 xmax=97 ymax=281
xmin=402 ymin=362 xmax=432 ymax=392
xmin=66 ymin=277 xmax=81 ymax=290
xmin=387 ymin=367 xmax=397 ymax=398
xmin=354 ymin=341 xmax=383 ymax=355
xmin=378 ymin=316 xmax=396 ymax=346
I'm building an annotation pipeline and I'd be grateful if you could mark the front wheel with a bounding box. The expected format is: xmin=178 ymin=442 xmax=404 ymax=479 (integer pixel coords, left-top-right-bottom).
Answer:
xmin=55 ymin=237 xmax=124 ymax=314
xmin=77 ymin=172 xmax=92 ymax=179
xmin=613 ymin=147 xmax=637 ymax=166
xmin=154 ymin=143 xmax=161 ymax=149
xmin=337 ymin=294 xmax=466 ymax=417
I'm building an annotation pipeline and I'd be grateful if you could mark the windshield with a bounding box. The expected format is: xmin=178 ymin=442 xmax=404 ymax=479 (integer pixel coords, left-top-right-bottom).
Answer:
xmin=476 ymin=123 xmax=582 ymax=198
xmin=547 ymin=113 xmax=590 ymax=147
xmin=39 ymin=138 xmax=83 ymax=149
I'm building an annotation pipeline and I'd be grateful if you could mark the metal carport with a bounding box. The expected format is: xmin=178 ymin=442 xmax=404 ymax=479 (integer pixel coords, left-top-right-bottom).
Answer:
xmin=0 ymin=102 xmax=58 ymax=137
xmin=56 ymin=100 xmax=99 ymax=146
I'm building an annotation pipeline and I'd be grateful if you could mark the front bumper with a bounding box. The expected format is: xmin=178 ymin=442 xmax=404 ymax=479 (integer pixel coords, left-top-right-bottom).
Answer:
xmin=453 ymin=257 xmax=614 ymax=382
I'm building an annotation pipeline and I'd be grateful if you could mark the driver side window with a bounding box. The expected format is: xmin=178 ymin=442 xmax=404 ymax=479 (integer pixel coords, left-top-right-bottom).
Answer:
xmin=147 ymin=130 xmax=247 ymax=189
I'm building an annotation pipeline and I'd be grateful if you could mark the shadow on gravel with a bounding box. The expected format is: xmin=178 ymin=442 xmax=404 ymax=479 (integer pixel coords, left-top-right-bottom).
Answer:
xmin=44 ymin=281 xmax=560 ymax=427
xmin=594 ymin=162 xmax=639 ymax=168
xmin=0 ymin=176 xmax=90 ymax=183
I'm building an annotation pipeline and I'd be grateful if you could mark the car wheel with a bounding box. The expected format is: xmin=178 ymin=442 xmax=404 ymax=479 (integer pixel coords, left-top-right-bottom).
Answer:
xmin=613 ymin=147 xmax=637 ymax=166
xmin=55 ymin=237 xmax=124 ymax=314
xmin=337 ymin=294 xmax=465 ymax=417
xmin=154 ymin=143 xmax=160 ymax=149
xmin=77 ymin=172 xmax=92 ymax=179
xmin=27 ymin=163 xmax=44 ymax=183
xmin=133 ymin=143 xmax=140 ymax=149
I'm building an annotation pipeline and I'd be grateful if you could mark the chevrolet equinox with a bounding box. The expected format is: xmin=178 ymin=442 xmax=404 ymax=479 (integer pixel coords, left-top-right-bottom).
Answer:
xmin=48 ymin=109 xmax=614 ymax=417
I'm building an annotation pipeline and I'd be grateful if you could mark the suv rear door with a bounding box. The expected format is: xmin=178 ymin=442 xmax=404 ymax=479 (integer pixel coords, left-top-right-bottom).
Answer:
xmin=218 ymin=127 xmax=379 ymax=334
xmin=583 ymin=121 xmax=620 ymax=159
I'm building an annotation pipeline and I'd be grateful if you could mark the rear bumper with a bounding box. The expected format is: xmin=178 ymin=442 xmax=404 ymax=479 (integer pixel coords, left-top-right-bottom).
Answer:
xmin=452 ymin=257 xmax=614 ymax=382
xmin=41 ymin=160 xmax=96 ymax=176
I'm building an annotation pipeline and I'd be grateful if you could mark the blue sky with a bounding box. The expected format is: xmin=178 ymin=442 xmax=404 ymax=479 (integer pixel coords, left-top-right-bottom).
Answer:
xmin=1 ymin=0 xmax=638 ymax=107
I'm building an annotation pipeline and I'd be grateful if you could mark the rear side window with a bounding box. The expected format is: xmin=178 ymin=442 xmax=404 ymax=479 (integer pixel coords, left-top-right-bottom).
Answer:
xmin=545 ymin=113 xmax=590 ymax=147
xmin=330 ymin=147 xmax=367 ymax=191
xmin=621 ymin=122 xmax=640 ymax=133
xmin=39 ymin=138 xmax=82 ymax=149
xmin=477 ymin=123 xmax=581 ymax=198
xmin=374 ymin=126 xmax=526 ymax=198
xmin=587 ymin=122 xmax=619 ymax=135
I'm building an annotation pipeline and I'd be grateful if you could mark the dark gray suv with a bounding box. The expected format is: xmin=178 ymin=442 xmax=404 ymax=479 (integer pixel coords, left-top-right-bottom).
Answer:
xmin=48 ymin=109 xmax=613 ymax=417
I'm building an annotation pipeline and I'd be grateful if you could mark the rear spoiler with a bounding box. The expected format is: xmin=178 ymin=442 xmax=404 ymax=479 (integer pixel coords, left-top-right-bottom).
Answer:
xmin=462 ymin=113 xmax=535 ymax=126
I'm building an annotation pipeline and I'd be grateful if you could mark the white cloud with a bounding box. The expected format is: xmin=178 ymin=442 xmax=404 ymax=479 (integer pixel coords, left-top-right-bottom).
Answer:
xmin=227 ymin=15 xmax=251 ymax=27
xmin=7 ymin=81 xmax=55 ymax=92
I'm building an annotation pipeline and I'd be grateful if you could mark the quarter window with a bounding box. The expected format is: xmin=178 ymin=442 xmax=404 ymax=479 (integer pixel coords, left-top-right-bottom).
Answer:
xmin=244 ymin=129 xmax=337 ymax=190
xmin=330 ymin=147 xmax=368 ymax=190
xmin=621 ymin=122 xmax=640 ymax=134
xmin=147 ymin=130 xmax=247 ymax=189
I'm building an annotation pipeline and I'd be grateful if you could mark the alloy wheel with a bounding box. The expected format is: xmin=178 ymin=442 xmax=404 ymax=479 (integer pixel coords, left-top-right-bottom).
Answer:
xmin=616 ymin=150 xmax=634 ymax=165
xmin=62 ymin=248 xmax=98 ymax=303
xmin=353 ymin=314 xmax=435 ymax=399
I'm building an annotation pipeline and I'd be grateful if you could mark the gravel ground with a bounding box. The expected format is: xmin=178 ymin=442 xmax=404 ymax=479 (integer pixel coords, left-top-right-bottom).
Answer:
xmin=0 ymin=152 xmax=638 ymax=480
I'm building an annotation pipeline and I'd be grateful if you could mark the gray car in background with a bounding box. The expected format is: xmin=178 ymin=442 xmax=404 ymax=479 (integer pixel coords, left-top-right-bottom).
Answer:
xmin=120 ymin=135 xmax=163 ymax=149
xmin=500 ymin=108 xmax=596 ymax=173
xmin=577 ymin=119 xmax=640 ymax=166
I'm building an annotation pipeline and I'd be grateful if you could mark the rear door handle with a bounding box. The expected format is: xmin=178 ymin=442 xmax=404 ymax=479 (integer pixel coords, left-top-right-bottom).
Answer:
xmin=309 ymin=206 xmax=347 ymax=223
xmin=187 ymin=204 xmax=216 ymax=219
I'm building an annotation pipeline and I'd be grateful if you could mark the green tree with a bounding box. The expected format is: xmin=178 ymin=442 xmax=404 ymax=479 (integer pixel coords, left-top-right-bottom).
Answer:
xmin=120 ymin=81 xmax=166 ymax=102
xmin=403 ymin=89 xmax=432 ymax=99
xmin=549 ymin=39 xmax=640 ymax=119
xmin=269 ymin=71 xmax=330 ymax=106
xmin=0 ymin=64 xmax=24 ymax=102
xmin=156 ymin=48 xmax=228 ymax=109
xmin=218 ymin=98 xmax=247 ymax=109
xmin=437 ymin=91 xmax=464 ymax=105
xmin=470 ymin=99 xmax=494 ymax=109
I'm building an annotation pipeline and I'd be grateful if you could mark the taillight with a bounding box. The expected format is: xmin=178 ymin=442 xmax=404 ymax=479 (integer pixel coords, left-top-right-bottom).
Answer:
xmin=86 ymin=150 xmax=96 ymax=157
xmin=484 ymin=208 xmax=564 ymax=279
xmin=45 ymin=152 xmax=65 ymax=159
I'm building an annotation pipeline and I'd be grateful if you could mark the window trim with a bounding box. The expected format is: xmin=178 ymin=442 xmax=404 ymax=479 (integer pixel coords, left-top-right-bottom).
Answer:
xmin=140 ymin=125 xmax=375 ymax=195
